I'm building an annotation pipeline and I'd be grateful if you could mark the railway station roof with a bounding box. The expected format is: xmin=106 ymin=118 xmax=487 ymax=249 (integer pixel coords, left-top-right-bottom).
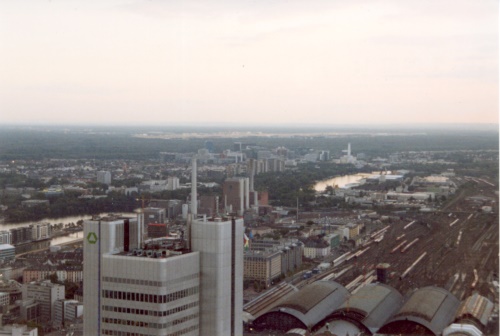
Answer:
xmin=252 ymin=280 xmax=349 ymax=332
xmin=378 ymin=286 xmax=460 ymax=335
xmin=454 ymin=293 xmax=494 ymax=328
xmin=243 ymin=282 xmax=298 ymax=321
xmin=324 ymin=283 xmax=403 ymax=333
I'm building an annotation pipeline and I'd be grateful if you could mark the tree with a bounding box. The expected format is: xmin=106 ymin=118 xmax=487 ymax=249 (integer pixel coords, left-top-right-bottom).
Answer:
xmin=47 ymin=272 xmax=59 ymax=284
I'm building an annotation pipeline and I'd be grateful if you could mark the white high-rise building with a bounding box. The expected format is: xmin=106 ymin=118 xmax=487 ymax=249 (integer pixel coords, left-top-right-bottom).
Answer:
xmin=97 ymin=171 xmax=112 ymax=185
xmin=167 ymin=176 xmax=180 ymax=190
xmin=84 ymin=215 xmax=200 ymax=336
xmin=84 ymin=214 xmax=244 ymax=336
xmin=191 ymin=216 xmax=243 ymax=336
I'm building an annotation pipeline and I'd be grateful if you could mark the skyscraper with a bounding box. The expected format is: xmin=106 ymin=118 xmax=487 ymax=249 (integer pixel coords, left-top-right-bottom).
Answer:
xmin=222 ymin=177 xmax=250 ymax=215
xmin=83 ymin=215 xmax=200 ymax=335
xmin=84 ymin=213 xmax=243 ymax=336
xmin=191 ymin=216 xmax=243 ymax=336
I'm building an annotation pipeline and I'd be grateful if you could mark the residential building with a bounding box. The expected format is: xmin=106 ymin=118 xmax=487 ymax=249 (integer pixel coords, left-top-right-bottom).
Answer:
xmin=31 ymin=223 xmax=51 ymax=241
xmin=0 ymin=232 xmax=10 ymax=245
xmin=302 ymin=238 xmax=330 ymax=259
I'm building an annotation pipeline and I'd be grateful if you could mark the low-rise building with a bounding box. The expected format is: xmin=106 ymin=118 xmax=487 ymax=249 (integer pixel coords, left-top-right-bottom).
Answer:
xmin=22 ymin=280 xmax=65 ymax=323
xmin=0 ymin=245 xmax=15 ymax=263
xmin=54 ymin=299 xmax=83 ymax=327
xmin=302 ymin=238 xmax=330 ymax=259
xmin=0 ymin=324 xmax=38 ymax=336
xmin=244 ymin=250 xmax=282 ymax=288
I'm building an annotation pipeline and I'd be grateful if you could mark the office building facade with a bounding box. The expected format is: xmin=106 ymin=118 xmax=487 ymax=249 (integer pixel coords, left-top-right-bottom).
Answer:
xmin=191 ymin=217 xmax=243 ymax=336
xmin=84 ymin=216 xmax=200 ymax=336
xmin=84 ymin=212 xmax=244 ymax=336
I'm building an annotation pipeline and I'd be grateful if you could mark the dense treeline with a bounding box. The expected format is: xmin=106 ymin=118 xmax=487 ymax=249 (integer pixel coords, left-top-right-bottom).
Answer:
xmin=3 ymin=191 xmax=139 ymax=223
xmin=0 ymin=127 xmax=497 ymax=160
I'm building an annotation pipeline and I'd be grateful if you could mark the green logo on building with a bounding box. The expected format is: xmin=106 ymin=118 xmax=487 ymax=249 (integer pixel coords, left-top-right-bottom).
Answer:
xmin=87 ymin=232 xmax=98 ymax=244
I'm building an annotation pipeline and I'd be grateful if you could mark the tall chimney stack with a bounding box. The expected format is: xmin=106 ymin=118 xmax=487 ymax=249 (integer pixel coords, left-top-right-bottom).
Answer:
xmin=191 ymin=156 xmax=197 ymax=218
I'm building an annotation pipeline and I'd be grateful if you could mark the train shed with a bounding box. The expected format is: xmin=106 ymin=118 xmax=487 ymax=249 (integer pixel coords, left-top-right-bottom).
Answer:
xmin=251 ymin=280 xmax=349 ymax=332
xmin=451 ymin=293 xmax=494 ymax=333
xmin=315 ymin=283 xmax=403 ymax=335
xmin=378 ymin=286 xmax=460 ymax=335
xmin=243 ymin=282 xmax=298 ymax=322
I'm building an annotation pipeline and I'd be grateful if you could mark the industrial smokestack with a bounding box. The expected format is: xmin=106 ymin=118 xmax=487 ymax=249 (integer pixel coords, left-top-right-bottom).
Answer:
xmin=239 ymin=178 xmax=244 ymax=215
xmin=348 ymin=143 xmax=351 ymax=157
xmin=249 ymin=159 xmax=255 ymax=191
xmin=191 ymin=156 xmax=197 ymax=218
xmin=244 ymin=178 xmax=250 ymax=210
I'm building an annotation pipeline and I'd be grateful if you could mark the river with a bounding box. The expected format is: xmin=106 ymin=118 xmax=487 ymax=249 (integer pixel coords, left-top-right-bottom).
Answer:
xmin=314 ymin=173 xmax=375 ymax=192
xmin=1 ymin=212 xmax=137 ymax=246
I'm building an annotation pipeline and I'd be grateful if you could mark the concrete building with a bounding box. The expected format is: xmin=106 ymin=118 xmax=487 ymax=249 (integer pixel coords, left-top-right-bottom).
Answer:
xmin=199 ymin=195 xmax=218 ymax=218
xmin=347 ymin=223 xmax=360 ymax=239
xmin=10 ymin=228 xmax=31 ymax=245
xmin=84 ymin=209 xmax=244 ymax=336
xmin=0 ymin=293 xmax=9 ymax=307
xmin=319 ymin=150 xmax=330 ymax=161
xmin=143 ymin=207 xmax=166 ymax=227
xmin=18 ymin=299 xmax=41 ymax=324
xmin=222 ymin=177 xmax=250 ymax=215
xmin=148 ymin=199 xmax=183 ymax=219
xmin=147 ymin=223 xmax=168 ymax=238
xmin=83 ymin=215 xmax=200 ymax=336
xmin=22 ymin=280 xmax=65 ymax=323
xmin=248 ymin=239 xmax=303 ymax=276
xmin=301 ymin=239 xmax=330 ymax=259
xmin=31 ymin=223 xmax=51 ymax=241
xmin=97 ymin=171 xmax=112 ymax=185
xmin=0 ymin=232 xmax=11 ymax=245
xmin=0 ymin=325 xmax=38 ymax=336
xmin=0 ymin=245 xmax=15 ymax=263
xmin=191 ymin=216 xmax=244 ymax=336
xmin=54 ymin=299 xmax=83 ymax=327
xmin=244 ymin=250 xmax=282 ymax=288
xmin=167 ymin=176 xmax=180 ymax=190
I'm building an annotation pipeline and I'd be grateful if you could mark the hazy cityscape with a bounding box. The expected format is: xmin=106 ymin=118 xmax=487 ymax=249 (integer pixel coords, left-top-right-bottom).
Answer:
xmin=0 ymin=125 xmax=497 ymax=336
xmin=1 ymin=0 xmax=498 ymax=335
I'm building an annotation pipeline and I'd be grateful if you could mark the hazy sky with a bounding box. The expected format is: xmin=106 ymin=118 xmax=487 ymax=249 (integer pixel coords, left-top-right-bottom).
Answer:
xmin=1 ymin=0 xmax=498 ymax=126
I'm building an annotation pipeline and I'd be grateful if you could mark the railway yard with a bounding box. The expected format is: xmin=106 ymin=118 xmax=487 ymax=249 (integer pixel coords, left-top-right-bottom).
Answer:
xmin=295 ymin=176 xmax=499 ymax=314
